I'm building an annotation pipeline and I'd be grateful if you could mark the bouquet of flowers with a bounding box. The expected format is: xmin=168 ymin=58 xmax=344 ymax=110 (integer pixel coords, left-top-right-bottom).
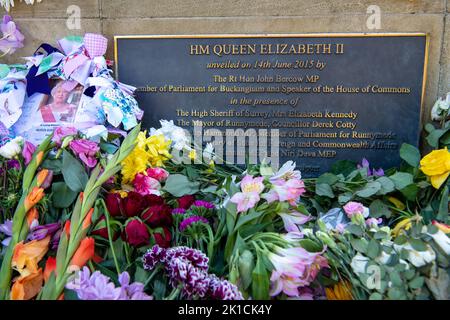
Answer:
xmin=0 ymin=24 xmax=448 ymax=300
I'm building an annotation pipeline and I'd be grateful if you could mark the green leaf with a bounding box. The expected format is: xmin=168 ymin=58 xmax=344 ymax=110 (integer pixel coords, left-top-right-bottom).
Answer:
xmin=389 ymin=172 xmax=414 ymax=190
xmin=369 ymin=292 xmax=383 ymax=300
xmin=400 ymin=184 xmax=419 ymax=201
xmin=426 ymin=129 xmax=446 ymax=148
xmin=390 ymin=271 xmax=403 ymax=287
xmin=369 ymin=200 xmax=392 ymax=218
xmin=409 ymin=276 xmax=425 ymax=289
xmin=351 ymin=238 xmax=368 ymax=253
xmin=251 ymin=255 xmax=270 ymax=300
xmin=317 ymin=173 xmax=339 ymax=185
xmin=51 ymin=182 xmax=78 ymax=208
xmin=356 ymin=181 xmax=381 ymax=198
xmin=163 ymin=174 xmax=200 ymax=197
xmin=346 ymin=224 xmax=364 ymax=237
xmin=338 ymin=193 xmax=353 ymax=205
xmin=63 ymin=288 xmax=79 ymax=300
xmin=376 ymin=176 xmax=395 ymax=195
xmin=437 ymin=186 xmax=449 ymax=223
xmin=315 ymin=183 xmax=334 ymax=198
xmin=367 ymin=239 xmax=381 ymax=259
xmin=399 ymin=143 xmax=421 ymax=167
xmin=234 ymin=209 xmax=262 ymax=232
xmin=61 ymin=150 xmax=88 ymax=192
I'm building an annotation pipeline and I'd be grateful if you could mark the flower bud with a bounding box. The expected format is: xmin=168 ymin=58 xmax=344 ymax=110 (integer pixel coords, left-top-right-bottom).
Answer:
xmin=238 ymin=250 xmax=255 ymax=289
xmin=316 ymin=231 xmax=337 ymax=249
xmin=124 ymin=220 xmax=150 ymax=248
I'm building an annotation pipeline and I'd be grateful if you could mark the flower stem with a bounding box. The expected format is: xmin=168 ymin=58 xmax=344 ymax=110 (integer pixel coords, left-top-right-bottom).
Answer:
xmin=100 ymin=199 xmax=121 ymax=275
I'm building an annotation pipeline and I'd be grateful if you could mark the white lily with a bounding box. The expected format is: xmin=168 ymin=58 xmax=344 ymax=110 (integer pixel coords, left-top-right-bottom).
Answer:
xmin=393 ymin=243 xmax=436 ymax=267
xmin=429 ymin=230 xmax=450 ymax=255
xmin=270 ymin=160 xmax=301 ymax=182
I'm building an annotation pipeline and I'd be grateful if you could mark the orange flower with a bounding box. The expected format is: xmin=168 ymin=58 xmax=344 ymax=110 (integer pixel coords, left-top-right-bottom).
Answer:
xmin=44 ymin=257 xmax=57 ymax=282
xmin=36 ymin=169 xmax=49 ymax=187
xmin=82 ymin=208 xmax=94 ymax=230
xmin=10 ymin=269 xmax=44 ymax=300
xmin=70 ymin=237 xmax=95 ymax=269
xmin=64 ymin=221 xmax=71 ymax=236
xmin=24 ymin=187 xmax=45 ymax=212
xmin=12 ymin=236 xmax=50 ymax=276
xmin=36 ymin=151 xmax=44 ymax=166
xmin=26 ymin=207 xmax=39 ymax=227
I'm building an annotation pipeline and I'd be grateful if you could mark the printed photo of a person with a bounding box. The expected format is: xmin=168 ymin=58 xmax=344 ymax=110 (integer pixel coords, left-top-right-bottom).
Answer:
xmin=39 ymin=81 xmax=80 ymax=123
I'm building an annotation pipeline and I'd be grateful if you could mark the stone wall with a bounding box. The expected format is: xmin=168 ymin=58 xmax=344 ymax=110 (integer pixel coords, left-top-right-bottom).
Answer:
xmin=3 ymin=0 xmax=450 ymax=124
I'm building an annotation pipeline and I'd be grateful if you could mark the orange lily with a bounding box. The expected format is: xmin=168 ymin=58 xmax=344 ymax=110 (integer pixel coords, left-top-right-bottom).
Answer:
xmin=10 ymin=269 xmax=44 ymax=300
xmin=70 ymin=237 xmax=95 ymax=269
xmin=24 ymin=187 xmax=45 ymax=212
xmin=43 ymin=257 xmax=57 ymax=282
xmin=12 ymin=236 xmax=50 ymax=276
xmin=82 ymin=208 xmax=94 ymax=230
xmin=26 ymin=207 xmax=39 ymax=227
xmin=36 ymin=169 xmax=49 ymax=187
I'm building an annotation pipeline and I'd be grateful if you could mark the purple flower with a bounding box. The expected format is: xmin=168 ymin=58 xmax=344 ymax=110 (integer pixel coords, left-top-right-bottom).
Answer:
xmin=6 ymin=159 xmax=19 ymax=170
xmin=0 ymin=15 xmax=24 ymax=55
xmin=66 ymin=267 xmax=152 ymax=300
xmin=208 ymin=274 xmax=243 ymax=300
xmin=143 ymin=245 xmax=243 ymax=300
xmin=27 ymin=222 xmax=60 ymax=241
xmin=366 ymin=217 xmax=382 ymax=228
xmin=191 ymin=200 xmax=215 ymax=209
xmin=143 ymin=244 xmax=167 ymax=270
xmin=179 ymin=215 xmax=209 ymax=232
xmin=171 ymin=208 xmax=186 ymax=215
xmin=52 ymin=126 xmax=78 ymax=146
xmin=357 ymin=158 xmax=384 ymax=177
xmin=0 ymin=219 xmax=13 ymax=246
xmin=22 ymin=141 xmax=36 ymax=165
xmin=69 ymin=139 xmax=100 ymax=168
xmin=118 ymin=272 xmax=153 ymax=300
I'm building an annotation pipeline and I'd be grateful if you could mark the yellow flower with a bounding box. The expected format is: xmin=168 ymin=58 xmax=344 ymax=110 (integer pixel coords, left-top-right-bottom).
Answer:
xmin=121 ymin=146 xmax=149 ymax=183
xmin=392 ymin=217 xmax=412 ymax=237
xmin=325 ymin=281 xmax=353 ymax=300
xmin=146 ymin=134 xmax=172 ymax=167
xmin=420 ymin=148 xmax=450 ymax=189
xmin=188 ymin=149 xmax=197 ymax=160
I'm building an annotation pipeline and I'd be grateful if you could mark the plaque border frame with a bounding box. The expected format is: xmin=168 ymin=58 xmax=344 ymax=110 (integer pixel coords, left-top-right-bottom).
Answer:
xmin=114 ymin=33 xmax=430 ymax=129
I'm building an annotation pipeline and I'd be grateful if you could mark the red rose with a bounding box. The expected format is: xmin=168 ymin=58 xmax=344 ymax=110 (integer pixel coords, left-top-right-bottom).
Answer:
xmin=122 ymin=191 xmax=147 ymax=217
xmin=142 ymin=204 xmax=173 ymax=228
xmin=105 ymin=193 xmax=122 ymax=217
xmin=124 ymin=220 xmax=150 ymax=247
xmin=177 ymin=195 xmax=195 ymax=209
xmin=143 ymin=194 xmax=164 ymax=207
xmin=91 ymin=216 xmax=120 ymax=240
xmin=153 ymin=227 xmax=171 ymax=248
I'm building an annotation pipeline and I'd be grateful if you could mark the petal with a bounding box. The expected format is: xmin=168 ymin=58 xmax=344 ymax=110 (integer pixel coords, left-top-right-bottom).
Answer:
xmin=430 ymin=171 xmax=450 ymax=189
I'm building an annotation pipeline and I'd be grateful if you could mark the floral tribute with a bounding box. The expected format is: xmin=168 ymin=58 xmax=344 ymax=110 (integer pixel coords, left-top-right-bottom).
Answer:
xmin=0 ymin=23 xmax=449 ymax=301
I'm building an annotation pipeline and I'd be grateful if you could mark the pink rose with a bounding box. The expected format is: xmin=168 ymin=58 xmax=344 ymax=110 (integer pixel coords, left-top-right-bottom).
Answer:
xmin=343 ymin=201 xmax=366 ymax=218
xmin=133 ymin=173 xmax=161 ymax=195
xmin=22 ymin=141 xmax=36 ymax=165
xmin=52 ymin=126 xmax=78 ymax=145
xmin=146 ymin=167 xmax=169 ymax=182
xmin=69 ymin=139 xmax=100 ymax=168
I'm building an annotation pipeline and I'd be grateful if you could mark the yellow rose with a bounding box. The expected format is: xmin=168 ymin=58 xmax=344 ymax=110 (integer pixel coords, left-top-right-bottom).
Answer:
xmin=420 ymin=148 xmax=450 ymax=189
